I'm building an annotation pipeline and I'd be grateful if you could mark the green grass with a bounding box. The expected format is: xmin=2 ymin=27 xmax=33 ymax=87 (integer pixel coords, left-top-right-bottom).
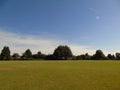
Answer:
xmin=0 ymin=60 xmax=120 ymax=90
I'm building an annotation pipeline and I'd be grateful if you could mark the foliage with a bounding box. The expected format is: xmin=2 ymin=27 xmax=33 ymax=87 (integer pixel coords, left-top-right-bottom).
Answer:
xmin=45 ymin=54 xmax=55 ymax=60
xmin=107 ymin=54 xmax=115 ymax=60
xmin=12 ymin=53 xmax=20 ymax=60
xmin=21 ymin=49 xmax=32 ymax=60
xmin=32 ymin=51 xmax=46 ymax=60
xmin=76 ymin=53 xmax=91 ymax=60
xmin=92 ymin=50 xmax=107 ymax=60
xmin=53 ymin=45 xmax=73 ymax=60
xmin=0 ymin=45 xmax=119 ymax=60
xmin=0 ymin=46 xmax=11 ymax=60
xmin=116 ymin=53 xmax=120 ymax=60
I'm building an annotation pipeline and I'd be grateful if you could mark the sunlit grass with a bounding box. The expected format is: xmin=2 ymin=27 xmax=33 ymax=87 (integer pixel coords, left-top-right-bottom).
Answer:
xmin=0 ymin=60 xmax=120 ymax=90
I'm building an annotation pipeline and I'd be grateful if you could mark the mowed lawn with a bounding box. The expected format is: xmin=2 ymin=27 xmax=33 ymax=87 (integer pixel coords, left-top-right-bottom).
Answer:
xmin=0 ymin=61 xmax=120 ymax=90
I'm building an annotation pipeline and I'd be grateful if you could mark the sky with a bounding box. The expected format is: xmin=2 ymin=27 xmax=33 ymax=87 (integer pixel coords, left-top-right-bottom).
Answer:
xmin=0 ymin=0 xmax=120 ymax=55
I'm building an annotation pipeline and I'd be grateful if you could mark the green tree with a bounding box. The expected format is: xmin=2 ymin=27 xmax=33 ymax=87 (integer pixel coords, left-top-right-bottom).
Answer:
xmin=84 ymin=53 xmax=91 ymax=60
xmin=76 ymin=53 xmax=91 ymax=60
xmin=12 ymin=53 xmax=20 ymax=60
xmin=22 ymin=49 xmax=32 ymax=60
xmin=116 ymin=53 xmax=120 ymax=60
xmin=45 ymin=54 xmax=55 ymax=60
xmin=92 ymin=50 xmax=106 ymax=60
xmin=53 ymin=45 xmax=73 ymax=60
xmin=107 ymin=54 xmax=115 ymax=60
xmin=0 ymin=46 xmax=11 ymax=60
xmin=32 ymin=51 xmax=46 ymax=59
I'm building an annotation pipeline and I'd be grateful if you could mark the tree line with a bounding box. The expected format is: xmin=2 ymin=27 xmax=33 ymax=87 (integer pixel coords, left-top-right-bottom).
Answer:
xmin=0 ymin=45 xmax=120 ymax=60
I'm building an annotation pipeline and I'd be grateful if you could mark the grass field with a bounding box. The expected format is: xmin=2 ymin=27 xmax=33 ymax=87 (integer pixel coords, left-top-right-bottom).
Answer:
xmin=0 ymin=60 xmax=120 ymax=90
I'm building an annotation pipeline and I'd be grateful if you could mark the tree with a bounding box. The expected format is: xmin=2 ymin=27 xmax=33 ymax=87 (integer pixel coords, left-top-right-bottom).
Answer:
xmin=12 ymin=53 xmax=20 ymax=60
xmin=116 ymin=53 xmax=120 ymax=60
xmin=21 ymin=49 xmax=32 ymax=60
xmin=92 ymin=50 xmax=106 ymax=60
xmin=107 ymin=54 xmax=115 ymax=60
xmin=0 ymin=46 xmax=11 ymax=60
xmin=84 ymin=53 xmax=91 ymax=60
xmin=53 ymin=45 xmax=73 ymax=60
xmin=45 ymin=54 xmax=55 ymax=60
xmin=32 ymin=51 xmax=46 ymax=60
xmin=76 ymin=53 xmax=91 ymax=60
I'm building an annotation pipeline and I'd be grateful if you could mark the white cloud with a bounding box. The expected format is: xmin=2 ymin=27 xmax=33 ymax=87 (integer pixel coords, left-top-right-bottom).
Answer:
xmin=69 ymin=44 xmax=96 ymax=55
xmin=0 ymin=30 xmax=64 ymax=55
xmin=0 ymin=29 xmax=113 ymax=55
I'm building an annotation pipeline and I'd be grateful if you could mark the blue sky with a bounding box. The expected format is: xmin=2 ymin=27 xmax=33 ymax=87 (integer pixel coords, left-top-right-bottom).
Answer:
xmin=0 ymin=0 xmax=120 ymax=55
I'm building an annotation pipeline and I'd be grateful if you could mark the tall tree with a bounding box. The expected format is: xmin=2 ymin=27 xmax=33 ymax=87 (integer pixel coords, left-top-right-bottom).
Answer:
xmin=53 ymin=45 xmax=73 ymax=60
xmin=22 ymin=49 xmax=32 ymax=60
xmin=92 ymin=50 xmax=106 ymax=60
xmin=0 ymin=46 xmax=11 ymax=60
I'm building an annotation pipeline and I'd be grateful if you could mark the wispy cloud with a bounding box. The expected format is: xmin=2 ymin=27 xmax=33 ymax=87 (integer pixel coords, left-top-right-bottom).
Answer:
xmin=0 ymin=30 xmax=64 ymax=55
xmin=88 ymin=8 xmax=97 ymax=13
xmin=69 ymin=44 xmax=96 ymax=55
xmin=96 ymin=16 xmax=100 ymax=20
xmin=88 ymin=8 xmax=101 ymax=20
xmin=0 ymin=29 xmax=112 ymax=55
